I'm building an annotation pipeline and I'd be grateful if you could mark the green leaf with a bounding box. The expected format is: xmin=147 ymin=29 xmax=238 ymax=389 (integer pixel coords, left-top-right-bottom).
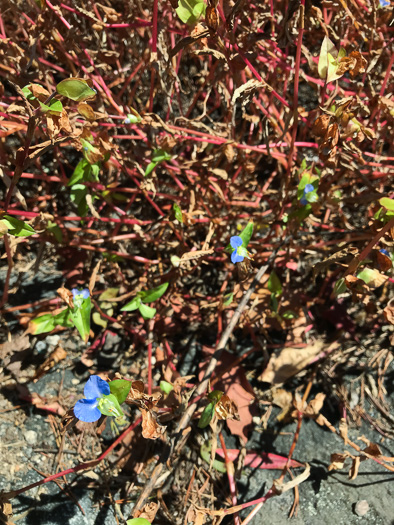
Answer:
xmin=160 ymin=380 xmax=174 ymax=394
xmin=318 ymin=36 xmax=337 ymax=80
xmin=207 ymin=390 xmax=223 ymax=403
xmin=144 ymin=161 xmax=157 ymax=177
xmin=151 ymin=148 xmax=172 ymax=163
xmin=56 ymin=78 xmax=97 ymax=102
xmin=326 ymin=53 xmax=341 ymax=83
xmin=22 ymin=85 xmax=35 ymax=100
xmin=267 ymin=271 xmax=282 ymax=296
xmin=68 ymin=297 xmax=92 ymax=342
xmin=47 ymin=221 xmax=63 ymax=242
xmin=173 ymin=203 xmax=183 ymax=223
xmin=176 ymin=0 xmax=206 ymax=24
xmin=126 ymin=519 xmax=151 ymax=525
xmin=239 ymin=222 xmax=254 ymax=248
xmin=138 ymin=302 xmax=156 ymax=319
xmin=222 ymin=292 xmax=234 ymax=307
xmin=305 ymin=191 xmax=318 ymax=203
xmin=198 ymin=401 xmax=215 ymax=428
xmin=333 ymin=277 xmax=347 ymax=296
xmin=121 ymin=296 xmax=141 ymax=312
xmin=68 ymin=159 xmax=92 ymax=186
xmin=109 ymin=379 xmax=132 ymax=404
xmin=30 ymin=308 xmax=73 ymax=335
xmin=140 ymin=282 xmax=169 ymax=303
xmin=98 ymin=393 xmax=124 ymax=418
xmin=1 ymin=215 xmax=36 ymax=237
xmin=379 ymin=197 xmax=394 ymax=211
xmin=69 ymin=183 xmax=88 ymax=217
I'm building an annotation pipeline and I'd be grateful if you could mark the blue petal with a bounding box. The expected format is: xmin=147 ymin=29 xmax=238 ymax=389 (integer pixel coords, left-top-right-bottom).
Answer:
xmin=304 ymin=184 xmax=314 ymax=194
xmin=71 ymin=288 xmax=79 ymax=298
xmin=84 ymin=375 xmax=110 ymax=399
xmin=230 ymin=236 xmax=243 ymax=248
xmin=380 ymin=249 xmax=389 ymax=256
xmin=300 ymin=197 xmax=308 ymax=206
xmin=80 ymin=288 xmax=90 ymax=299
xmin=231 ymin=250 xmax=244 ymax=264
xmin=74 ymin=398 xmax=101 ymax=422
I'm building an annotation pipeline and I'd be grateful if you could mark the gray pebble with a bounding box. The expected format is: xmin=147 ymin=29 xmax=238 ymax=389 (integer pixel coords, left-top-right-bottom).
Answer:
xmin=354 ymin=500 xmax=369 ymax=517
xmin=24 ymin=430 xmax=38 ymax=445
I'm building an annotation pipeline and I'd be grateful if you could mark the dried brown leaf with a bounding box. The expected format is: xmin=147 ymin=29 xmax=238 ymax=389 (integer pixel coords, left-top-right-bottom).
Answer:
xmin=141 ymin=408 xmax=166 ymax=440
xmin=328 ymin=453 xmax=348 ymax=471
xmin=349 ymin=456 xmax=361 ymax=480
xmin=215 ymin=394 xmax=240 ymax=421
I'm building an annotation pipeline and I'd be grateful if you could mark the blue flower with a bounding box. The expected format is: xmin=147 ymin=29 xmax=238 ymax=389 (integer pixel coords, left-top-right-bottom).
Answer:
xmin=380 ymin=248 xmax=390 ymax=256
xmin=300 ymin=183 xmax=315 ymax=205
xmin=230 ymin=236 xmax=248 ymax=264
xmin=74 ymin=375 xmax=110 ymax=422
xmin=72 ymin=288 xmax=90 ymax=299
xmin=379 ymin=0 xmax=390 ymax=7
xmin=72 ymin=288 xmax=90 ymax=308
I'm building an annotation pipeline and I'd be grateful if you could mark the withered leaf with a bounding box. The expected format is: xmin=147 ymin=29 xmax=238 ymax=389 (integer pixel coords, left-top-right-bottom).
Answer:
xmin=141 ymin=408 xmax=166 ymax=440
xmin=328 ymin=453 xmax=348 ymax=471
xmin=347 ymin=51 xmax=367 ymax=78
xmin=312 ymin=115 xmax=331 ymax=138
xmin=57 ymin=286 xmax=74 ymax=308
xmin=215 ymin=394 xmax=240 ymax=421
xmin=349 ymin=456 xmax=361 ymax=480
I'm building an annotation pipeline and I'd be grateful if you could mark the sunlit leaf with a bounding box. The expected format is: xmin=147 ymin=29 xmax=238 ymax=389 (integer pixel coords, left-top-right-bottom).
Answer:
xmin=109 ymin=379 xmax=132 ymax=404
xmin=198 ymin=401 xmax=215 ymax=428
xmin=160 ymin=380 xmax=174 ymax=394
xmin=379 ymin=197 xmax=394 ymax=211
xmin=98 ymin=393 xmax=124 ymax=418
xmin=140 ymin=282 xmax=169 ymax=303
xmin=1 ymin=215 xmax=36 ymax=237
xmin=176 ymin=0 xmax=206 ymax=24
xmin=318 ymin=36 xmax=337 ymax=80
xmin=68 ymin=297 xmax=92 ymax=342
xmin=56 ymin=78 xmax=97 ymax=102
xmin=138 ymin=302 xmax=157 ymax=319
xmin=121 ymin=296 xmax=141 ymax=312
xmin=173 ymin=203 xmax=183 ymax=222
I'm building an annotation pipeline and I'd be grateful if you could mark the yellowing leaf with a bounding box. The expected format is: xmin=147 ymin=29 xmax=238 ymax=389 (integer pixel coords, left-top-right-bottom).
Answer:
xmin=318 ymin=36 xmax=337 ymax=80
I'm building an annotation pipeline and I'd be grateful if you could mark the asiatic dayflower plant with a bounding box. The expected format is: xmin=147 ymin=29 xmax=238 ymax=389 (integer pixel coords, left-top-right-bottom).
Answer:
xmin=72 ymin=288 xmax=90 ymax=308
xmin=30 ymin=286 xmax=92 ymax=342
xmin=300 ymin=183 xmax=315 ymax=206
xmin=226 ymin=222 xmax=254 ymax=265
xmin=379 ymin=0 xmax=390 ymax=7
xmin=74 ymin=375 xmax=129 ymax=423
xmin=230 ymin=236 xmax=250 ymax=264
